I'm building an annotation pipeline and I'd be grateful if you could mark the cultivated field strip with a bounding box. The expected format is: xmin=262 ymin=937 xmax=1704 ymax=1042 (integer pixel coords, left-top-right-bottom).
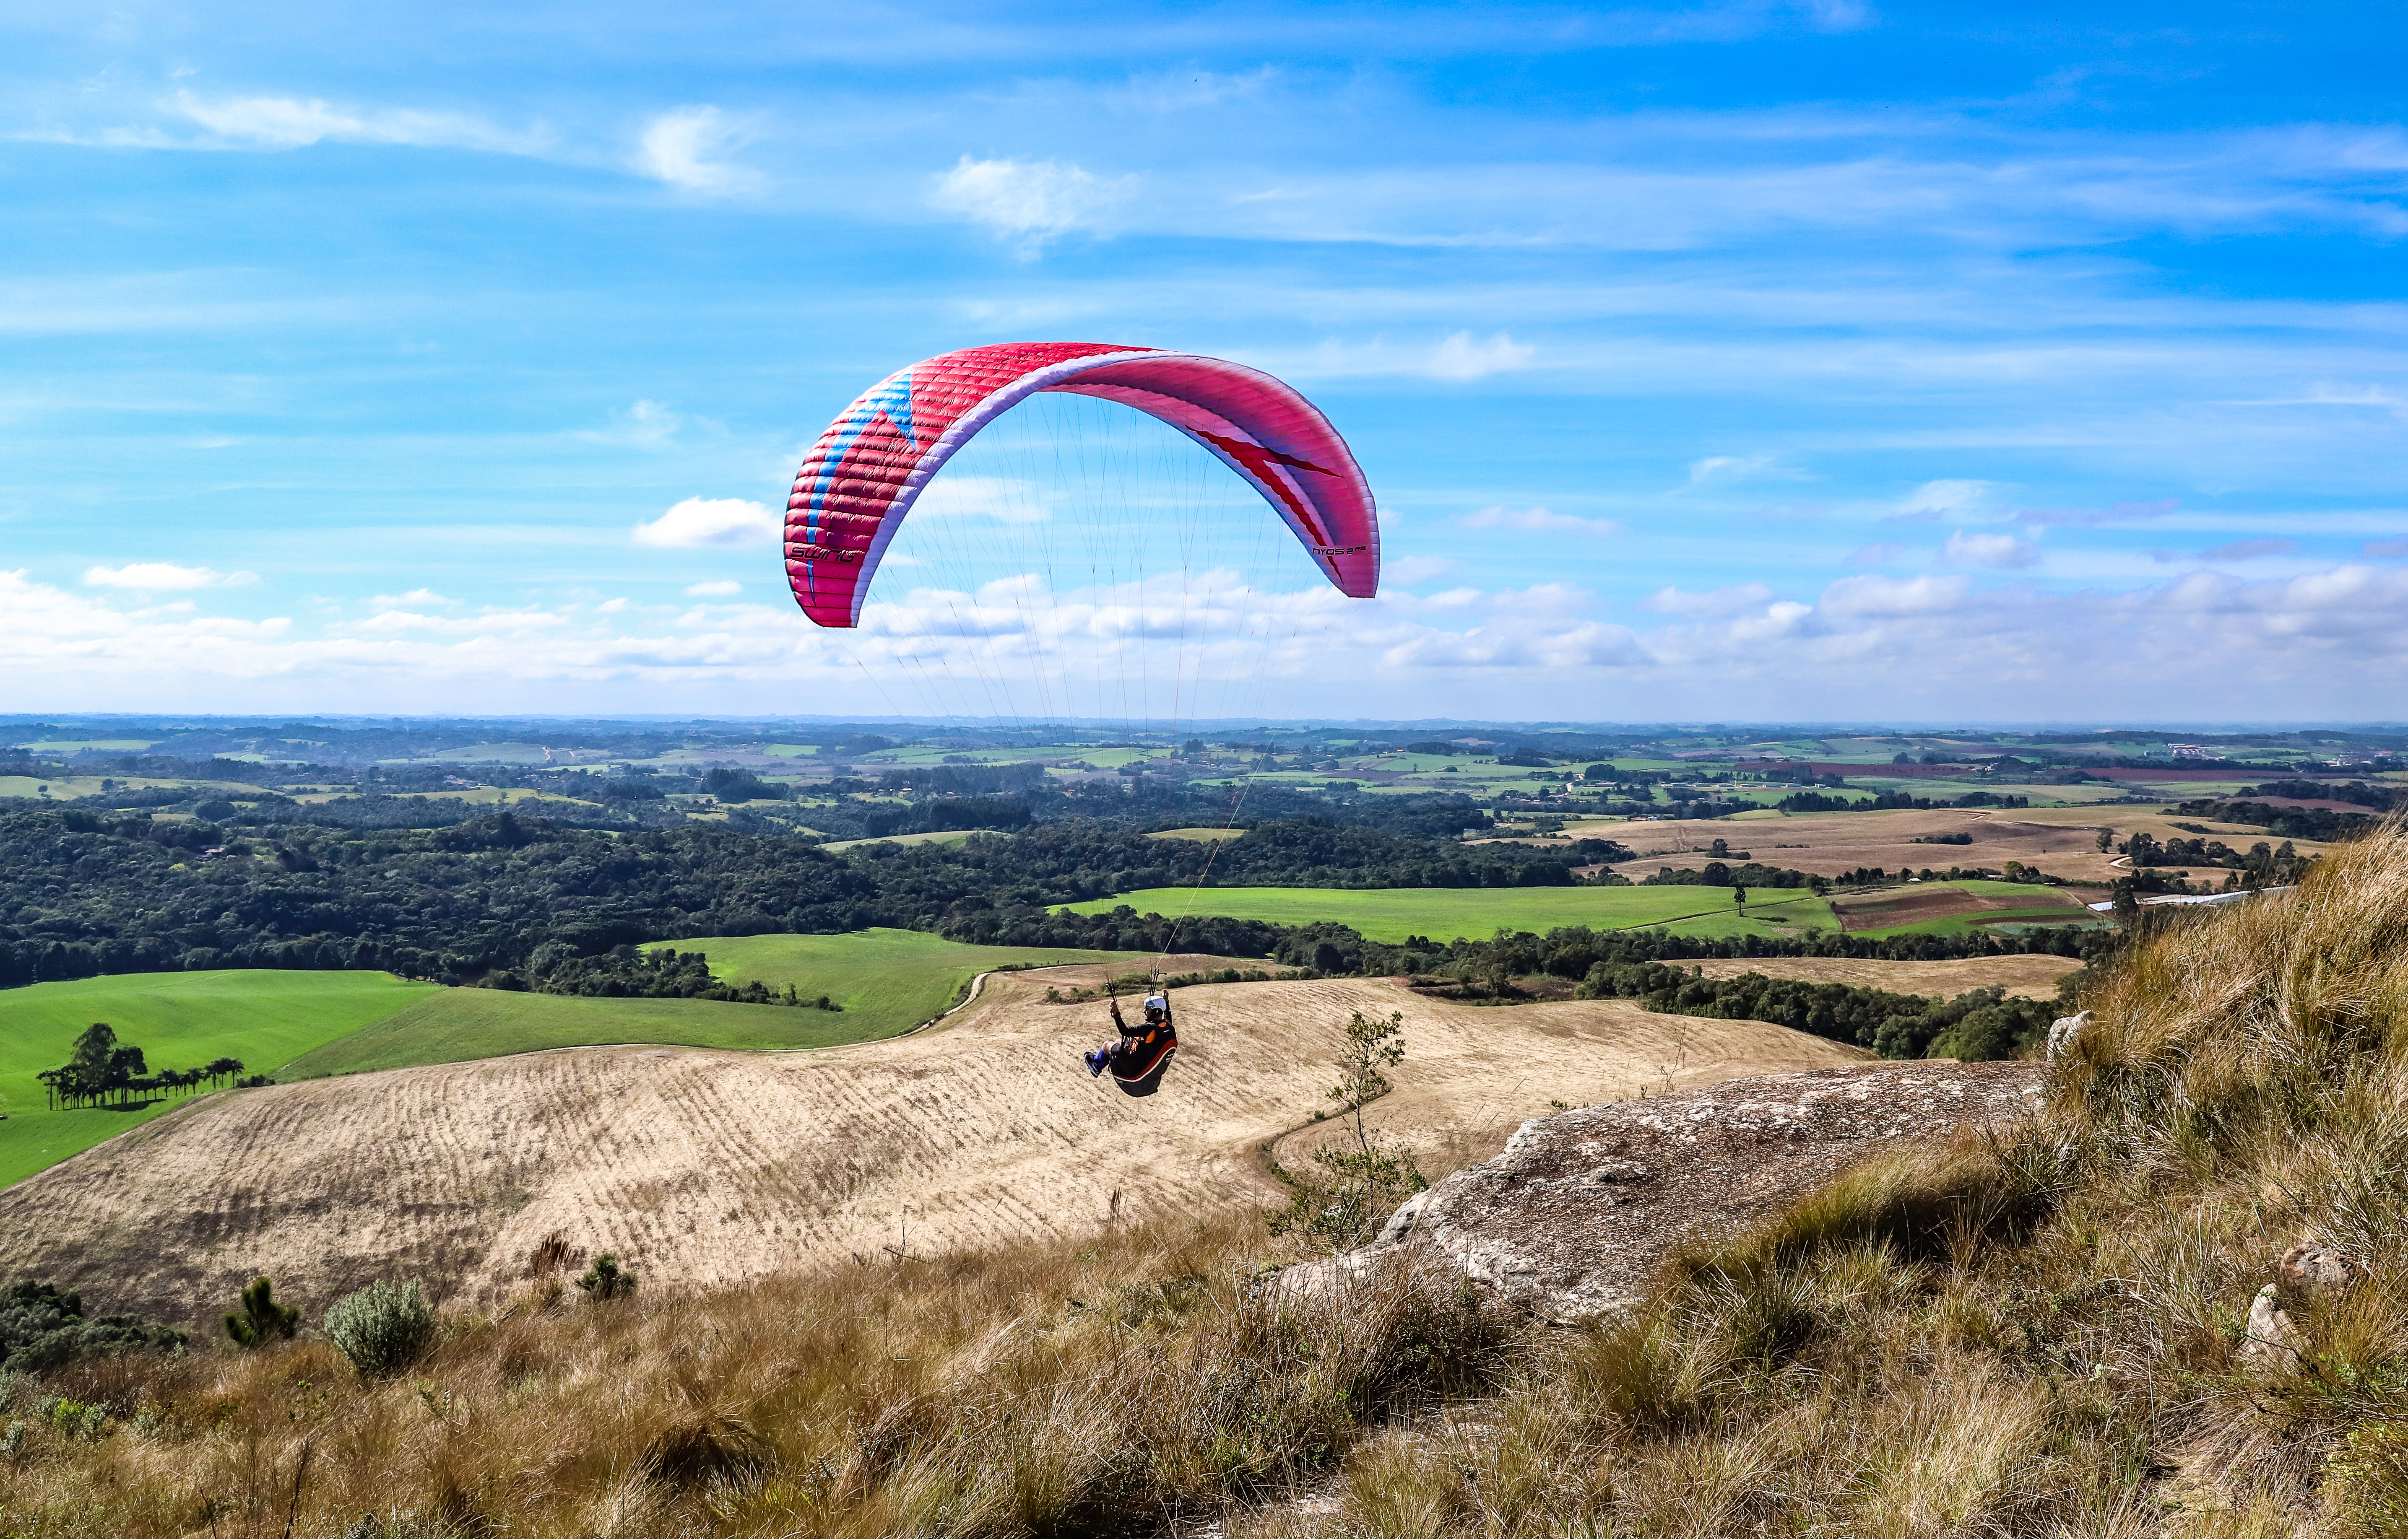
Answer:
xmin=0 ymin=969 xmax=1865 ymax=1324
xmin=1690 ymin=953 xmax=2083 ymax=999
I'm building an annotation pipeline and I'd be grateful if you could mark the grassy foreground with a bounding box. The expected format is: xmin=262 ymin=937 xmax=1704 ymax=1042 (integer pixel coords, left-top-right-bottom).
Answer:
xmin=1058 ymin=882 xmax=1838 ymax=942
xmin=287 ymin=930 xmax=1142 ymax=1078
xmin=0 ymin=969 xmax=435 ymax=1189
xmin=12 ymin=832 xmax=2408 ymax=1534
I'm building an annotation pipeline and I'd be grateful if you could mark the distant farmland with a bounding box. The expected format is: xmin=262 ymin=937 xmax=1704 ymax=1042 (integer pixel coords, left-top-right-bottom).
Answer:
xmin=0 ymin=969 xmax=436 ymax=1188
xmin=1057 ymin=885 xmax=1838 ymax=943
xmin=294 ymin=929 xmax=1146 ymax=1078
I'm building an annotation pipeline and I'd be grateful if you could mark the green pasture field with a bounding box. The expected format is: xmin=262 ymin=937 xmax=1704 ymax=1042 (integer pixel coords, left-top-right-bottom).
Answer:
xmin=0 ymin=774 xmax=272 ymax=800
xmin=656 ymin=928 xmax=1141 ymax=1019
xmin=820 ymin=829 xmax=999 ymax=851
xmin=0 ymin=969 xmax=438 ymax=1189
xmin=410 ymin=742 xmax=553 ymax=764
xmin=1148 ymin=826 xmax=1244 ymax=841
xmin=289 ymin=930 xmax=1144 ymax=1079
xmin=1835 ymin=879 xmax=2109 ymax=939
xmin=1057 ymin=885 xmax=1837 ymax=944
xmin=287 ymin=786 xmax=598 ymax=807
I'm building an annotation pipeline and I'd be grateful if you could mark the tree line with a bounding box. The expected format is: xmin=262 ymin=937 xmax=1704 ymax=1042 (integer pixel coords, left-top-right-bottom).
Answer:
xmin=34 ymin=1022 xmax=256 ymax=1111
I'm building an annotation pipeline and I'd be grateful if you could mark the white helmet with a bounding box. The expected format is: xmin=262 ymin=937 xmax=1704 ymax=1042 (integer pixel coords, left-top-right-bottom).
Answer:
xmin=1144 ymin=992 xmax=1169 ymax=1014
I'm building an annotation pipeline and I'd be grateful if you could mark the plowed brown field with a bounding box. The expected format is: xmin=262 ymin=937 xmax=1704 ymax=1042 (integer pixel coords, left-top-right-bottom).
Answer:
xmin=0 ymin=966 xmax=1866 ymax=1326
xmin=1689 ymin=953 xmax=2084 ymax=999
xmin=1597 ymin=806 xmax=2339 ymax=887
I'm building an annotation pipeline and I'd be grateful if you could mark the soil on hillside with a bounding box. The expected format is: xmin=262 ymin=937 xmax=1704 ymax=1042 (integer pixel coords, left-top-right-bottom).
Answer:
xmin=1829 ymin=885 xmax=2088 ymax=932
xmin=0 ymin=969 xmax=1867 ymax=1327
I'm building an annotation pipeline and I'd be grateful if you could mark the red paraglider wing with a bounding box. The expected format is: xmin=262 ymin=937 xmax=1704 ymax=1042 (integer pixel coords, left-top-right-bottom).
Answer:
xmin=784 ymin=342 xmax=1379 ymax=628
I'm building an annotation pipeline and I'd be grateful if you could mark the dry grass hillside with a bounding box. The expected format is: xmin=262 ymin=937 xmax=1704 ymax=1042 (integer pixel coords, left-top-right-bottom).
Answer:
xmin=0 ymin=964 xmax=1866 ymax=1327
xmin=13 ymin=833 xmax=2408 ymax=1538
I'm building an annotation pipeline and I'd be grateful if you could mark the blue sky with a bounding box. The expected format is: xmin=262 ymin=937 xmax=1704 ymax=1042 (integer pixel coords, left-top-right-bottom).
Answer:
xmin=3 ymin=0 xmax=2405 ymax=721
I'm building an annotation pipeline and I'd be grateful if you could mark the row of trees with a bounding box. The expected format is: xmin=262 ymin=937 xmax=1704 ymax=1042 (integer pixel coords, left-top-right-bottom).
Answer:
xmin=34 ymin=1023 xmax=250 ymax=1111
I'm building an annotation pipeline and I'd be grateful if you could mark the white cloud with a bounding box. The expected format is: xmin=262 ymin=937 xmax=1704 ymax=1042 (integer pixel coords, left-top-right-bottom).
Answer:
xmin=684 ymin=580 xmax=743 ymax=597
xmin=1458 ymin=505 xmax=1621 ymax=535
xmin=1423 ymin=330 xmax=1535 ymax=380
xmin=1685 ymin=454 xmax=1789 ymax=486
xmin=2367 ymin=539 xmax=2408 ymax=559
xmin=910 ymin=475 xmax=1056 ymax=525
xmin=633 ymin=106 xmax=765 ymax=195
xmin=580 ymin=399 xmax=683 ymax=449
xmin=931 ymin=156 xmax=1129 ymax=254
xmin=1819 ymin=573 xmax=1972 ymax=617
xmin=371 ymin=589 xmax=450 ymax=610
xmin=1845 ymin=542 xmax=1908 ymax=566
xmin=1942 ymin=529 xmax=2040 ymax=568
xmin=1643 ymin=582 xmax=1778 ymax=618
xmin=171 ymin=91 xmax=549 ymax=156
xmin=632 ymin=497 xmax=782 ymax=548
xmin=19 ymin=555 xmax=2408 ymax=720
xmin=83 ymin=562 xmax=248 ymax=589
xmin=1884 ymin=479 xmax=1999 ymax=524
xmin=1385 ymin=555 xmax=1463 ymax=583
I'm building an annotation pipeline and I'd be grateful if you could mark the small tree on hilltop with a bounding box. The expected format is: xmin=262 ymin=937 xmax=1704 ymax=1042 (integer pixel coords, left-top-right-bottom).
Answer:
xmin=224 ymin=1276 xmax=301 ymax=1348
xmin=575 ymin=1254 xmax=637 ymax=1301
xmin=1269 ymin=1010 xmax=1427 ymax=1254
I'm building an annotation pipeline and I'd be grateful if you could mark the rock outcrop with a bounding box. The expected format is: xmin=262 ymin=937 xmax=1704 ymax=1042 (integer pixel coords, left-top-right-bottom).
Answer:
xmin=1279 ymin=1060 xmax=2047 ymax=1323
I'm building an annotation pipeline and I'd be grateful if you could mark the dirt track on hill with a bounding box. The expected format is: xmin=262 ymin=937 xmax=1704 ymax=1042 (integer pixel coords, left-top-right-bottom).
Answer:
xmin=0 ymin=966 xmax=1869 ymax=1325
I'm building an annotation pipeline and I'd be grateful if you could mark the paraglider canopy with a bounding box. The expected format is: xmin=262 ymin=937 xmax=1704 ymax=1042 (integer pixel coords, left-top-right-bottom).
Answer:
xmin=785 ymin=343 xmax=1379 ymax=628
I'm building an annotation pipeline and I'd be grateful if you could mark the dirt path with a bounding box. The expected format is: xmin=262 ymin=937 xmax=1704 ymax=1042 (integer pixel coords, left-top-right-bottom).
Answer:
xmin=0 ymin=968 xmax=1866 ymax=1325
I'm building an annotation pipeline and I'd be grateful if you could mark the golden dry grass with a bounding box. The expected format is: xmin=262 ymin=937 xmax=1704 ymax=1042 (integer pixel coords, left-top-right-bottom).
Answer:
xmin=0 ymin=969 xmax=1864 ymax=1329
xmin=16 ymin=830 xmax=2408 ymax=1536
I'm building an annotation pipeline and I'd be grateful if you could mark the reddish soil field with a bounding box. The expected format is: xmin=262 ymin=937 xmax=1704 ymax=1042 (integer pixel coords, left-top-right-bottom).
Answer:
xmin=1829 ymin=885 xmax=2087 ymax=932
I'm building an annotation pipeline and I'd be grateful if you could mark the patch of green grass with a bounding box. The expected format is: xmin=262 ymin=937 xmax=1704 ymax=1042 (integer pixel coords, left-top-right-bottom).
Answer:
xmin=1056 ymin=885 xmax=1835 ymax=944
xmin=819 ymin=829 xmax=1003 ymax=852
xmin=0 ymin=970 xmax=437 ymax=1189
xmin=1147 ymin=827 xmax=1244 ymax=841
xmin=1833 ymin=878 xmax=2104 ymax=938
xmin=281 ymin=989 xmax=872 ymax=1078
xmin=277 ymin=931 xmax=1142 ymax=1079
xmin=658 ymin=929 xmax=1143 ymax=1023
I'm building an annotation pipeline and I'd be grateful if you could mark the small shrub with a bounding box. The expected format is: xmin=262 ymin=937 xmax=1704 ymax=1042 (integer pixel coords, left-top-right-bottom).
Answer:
xmin=575 ymin=1254 xmax=637 ymax=1301
xmin=224 ymin=1275 xmax=301 ymax=1348
xmin=323 ymin=1279 xmax=436 ymax=1380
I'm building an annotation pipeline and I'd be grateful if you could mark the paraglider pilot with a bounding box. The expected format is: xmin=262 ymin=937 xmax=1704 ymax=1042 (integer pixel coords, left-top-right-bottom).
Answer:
xmin=1085 ymin=990 xmax=1178 ymax=1096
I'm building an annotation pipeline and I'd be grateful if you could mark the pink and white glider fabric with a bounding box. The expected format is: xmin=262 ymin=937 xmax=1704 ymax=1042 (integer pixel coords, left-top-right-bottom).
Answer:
xmin=783 ymin=342 xmax=1380 ymax=628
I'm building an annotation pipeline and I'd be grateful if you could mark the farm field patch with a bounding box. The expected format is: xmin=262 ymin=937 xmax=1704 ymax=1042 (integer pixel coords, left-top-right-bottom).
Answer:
xmin=0 ymin=969 xmax=1868 ymax=1324
xmin=1692 ymin=954 xmax=2085 ymax=1000
xmin=1831 ymin=880 xmax=2099 ymax=936
xmin=281 ymin=989 xmax=881 ymax=1080
xmin=1059 ymin=884 xmax=1837 ymax=942
xmin=284 ymin=930 xmax=1145 ymax=1080
xmin=1148 ymin=826 xmax=1244 ymax=841
xmin=0 ymin=969 xmax=437 ymax=1189
xmin=1606 ymin=808 xmax=2132 ymax=883
xmin=647 ymin=928 xmax=1144 ymax=1030
xmin=818 ymin=829 xmax=1001 ymax=851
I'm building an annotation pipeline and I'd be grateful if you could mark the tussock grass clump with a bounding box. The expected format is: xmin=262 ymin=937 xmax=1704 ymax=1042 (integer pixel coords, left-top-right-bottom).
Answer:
xmin=0 ymin=1217 xmax=1517 ymax=1537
